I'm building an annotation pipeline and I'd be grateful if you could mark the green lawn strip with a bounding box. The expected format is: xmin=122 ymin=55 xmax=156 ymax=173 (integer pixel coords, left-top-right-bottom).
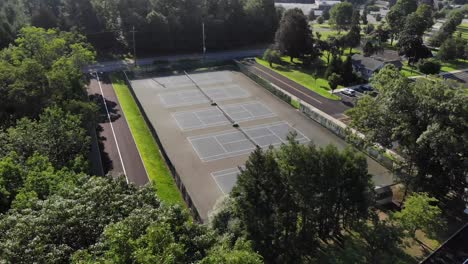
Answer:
xmin=110 ymin=73 xmax=185 ymax=206
xmin=400 ymin=61 xmax=422 ymax=77
xmin=440 ymin=59 xmax=468 ymax=72
xmin=256 ymin=57 xmax=340 ymax=100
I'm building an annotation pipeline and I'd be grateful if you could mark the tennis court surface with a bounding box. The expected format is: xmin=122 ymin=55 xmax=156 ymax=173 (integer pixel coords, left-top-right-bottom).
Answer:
xmin=189 ymin=121 xmax=309 ymax=162
xmin=129 ymin=70 xmax=395 ymax=222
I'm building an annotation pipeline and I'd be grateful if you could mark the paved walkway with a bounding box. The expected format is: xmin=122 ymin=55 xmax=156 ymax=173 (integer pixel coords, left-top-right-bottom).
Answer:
xmin=243 ymin=61 xmax=351 ymax=120
xmin=87 ymin=74 xmax=149 ymax=186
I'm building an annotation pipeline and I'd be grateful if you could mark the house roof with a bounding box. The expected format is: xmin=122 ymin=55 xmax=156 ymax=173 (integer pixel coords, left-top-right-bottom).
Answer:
xmin=370 ymin=49 xmax=401 ymax=62
xmin=421 ymin=223 xmax=468 ymax=264
xmin=351 ymin=54 xmax=386 ymax=71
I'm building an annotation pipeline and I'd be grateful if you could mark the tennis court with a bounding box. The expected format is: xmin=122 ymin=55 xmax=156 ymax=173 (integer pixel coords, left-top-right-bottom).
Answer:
xmin=172 ymin=101 xmax=276 ymax=131
xmin=159 ymin=84 xmax=249 ymax=108
xmin=188 ymin=121 xmax=310 ymax=162
xmin=212 ymin=167 xmax=242 ymax=194
xmin=129 ymin=69 xmax=395 ymax=222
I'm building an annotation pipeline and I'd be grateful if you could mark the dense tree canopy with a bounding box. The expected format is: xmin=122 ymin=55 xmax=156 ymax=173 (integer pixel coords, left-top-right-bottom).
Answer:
xmin=0 ymin=27 xmax=95 ymax=127
xmin=1 ymin=0 xmax=279 ymax=54
xmin=347 ymin=65 xmax=468 ymax=201
xmin=213 ymin=138 xmax=374 ymax=263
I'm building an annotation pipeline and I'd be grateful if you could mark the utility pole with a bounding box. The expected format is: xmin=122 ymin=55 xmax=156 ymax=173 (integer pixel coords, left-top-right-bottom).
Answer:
xmin=131 ymin=26 xmax=137 ymax=67
xmin=202 ymin=22 xmax=206 ymax=61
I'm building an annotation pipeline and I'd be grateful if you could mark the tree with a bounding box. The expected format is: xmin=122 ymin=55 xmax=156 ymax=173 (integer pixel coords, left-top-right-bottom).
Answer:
xmin=385 ymin=0 xmax=418 ymax=44
xmin=329 ymin=2 xmax=354 ymax=31
xmin=346 ymin=65 xmax=468 ymax=201
xmin=317 ymin=16 xmax=324 ymax=24
xmin=328 ymin=73 xmax=342 ymax=93
xmin=0 ymin=152 xmax=24 ymax=212
xmin=308 ymin=9 xmax=316 ymax=21
xmin=231 ymin=146 xmax=298 ymax=263
xmin=325 ymin=55 xmax=343 ymax=78
xmin=1 ymin=107 xmax=90 ymax=169
xmin=438 ymin=37 xmax=458 ymax=61
xmin=345 ymin=24 xmax=361 ymax=53
xmin=397 ymin=33 xmax=432 ymax=64
xmin=393 ymin=193 xmax=444 ymax=239
xmin=417 ymin=59 xmax=441 ymax=74
xmin=275 ymin=8 xmax=312 ymax=62
xmin=362 ymin=37 xmax=384 ymax=57
xmin=341 ymin=55 xmax=356 ymax=85
xmin=362 ymin=6 xmax=368 ymax=25
xmin=429 ymin=9 xmax=464 ymax=47
xmin=215 ymin=138 xmax=374 ymax=262
xmin=263 ymin=48 xmax=281 ymax=67
xmin=0 ymin=27 xmax=95 ymax=127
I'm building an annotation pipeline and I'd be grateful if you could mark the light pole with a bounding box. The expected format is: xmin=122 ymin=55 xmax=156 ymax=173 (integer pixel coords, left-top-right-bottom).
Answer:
xmin=202 ymin=22 xmax=206 ymax=61
xmin=131 ymin=26 xmax=137 ymax=67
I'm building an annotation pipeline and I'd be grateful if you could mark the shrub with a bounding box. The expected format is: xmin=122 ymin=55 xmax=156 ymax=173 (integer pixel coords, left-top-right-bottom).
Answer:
xmin=262 ymin=48 xmax=281 ymax=67
xmin=417 ymin=59 xmax=441 ymax=74
xmin=317 ymin=16 xmax=324 ymax=24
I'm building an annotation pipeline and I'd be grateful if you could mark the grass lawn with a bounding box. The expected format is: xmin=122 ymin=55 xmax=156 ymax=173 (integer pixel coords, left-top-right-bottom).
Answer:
xmin=440 ymin=59 xmax=468 ymax=72
xmin=455 ymin=23 xmax=468 ymax=40
xmin=401 ymin=65 xmax=422 ymax=77
xmin=256 ymin=57 xmax=341 ymax=100
xmin=110 ymin=73 xmax=185 ymax=206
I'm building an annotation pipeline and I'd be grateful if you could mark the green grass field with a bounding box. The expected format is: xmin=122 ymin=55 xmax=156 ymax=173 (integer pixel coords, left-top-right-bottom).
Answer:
xmin=400 ymin=62 xmax=422 ymax=77
xmin=110 ymin=73 xmax=185 ymax=206
xmin=440 ymin=59 xmax=468 ymax=72
xmin=455 ymin=23 xmax=468 ymax=40
xmin=256 ymin=57 xmax=341 ymax=100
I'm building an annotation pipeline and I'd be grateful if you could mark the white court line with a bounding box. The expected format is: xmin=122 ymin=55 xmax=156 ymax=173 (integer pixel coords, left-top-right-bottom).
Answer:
xmin=212 ymin=167 xmax=242 ymax=178
xmin=200 ymin=147 xmax=256 ymax=162
xmin=95 ymin=73 xmax=128 ymax=184
xmin=268 ymin=122 xmax=311 ymax=142
xmin=188 ymin=129 xmax=241 ymax=141
xmin=214 ymin=136 xmax=229 ymax=153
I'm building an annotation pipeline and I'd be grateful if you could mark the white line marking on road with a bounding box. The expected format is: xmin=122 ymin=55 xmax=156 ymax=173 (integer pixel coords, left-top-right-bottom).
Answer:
xmin=95 ymin=73 xmax=128 ymax=183
xmin=252 ymin=65 xmax=323 ymax=104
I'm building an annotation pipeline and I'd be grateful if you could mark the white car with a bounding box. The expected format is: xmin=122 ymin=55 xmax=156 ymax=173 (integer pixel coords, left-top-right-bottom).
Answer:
xmin=342 ymin=88 xmax=356 ymax=97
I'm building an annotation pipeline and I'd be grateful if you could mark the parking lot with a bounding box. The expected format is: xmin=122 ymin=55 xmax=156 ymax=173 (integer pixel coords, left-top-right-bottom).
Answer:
xmin=129 ymin=70 xmax=394 ymax=222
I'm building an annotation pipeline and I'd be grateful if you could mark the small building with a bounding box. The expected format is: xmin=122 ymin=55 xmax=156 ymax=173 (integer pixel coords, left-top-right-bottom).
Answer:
xmin=316 ymin=0 xmax=341 ymax=10
xmin=351 ymin=51 xmax=403 ymax=79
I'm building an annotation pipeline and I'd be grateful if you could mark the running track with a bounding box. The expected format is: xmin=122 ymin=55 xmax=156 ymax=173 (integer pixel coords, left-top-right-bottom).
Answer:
xmin=243 ymin=61 xmax=351 ymax=120
xmin=88 ymin=74 xmax=149 ymax=186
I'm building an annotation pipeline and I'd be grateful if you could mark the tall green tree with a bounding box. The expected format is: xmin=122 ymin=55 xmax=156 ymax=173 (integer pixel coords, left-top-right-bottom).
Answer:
xmin=216 ymin=138 xmax=374 ymax=262
xmin=275 ymin=8 xmax=312 ymax=62
xmin=347 ymin=65 xmax=468 ymax=201
xmin=393 ymin=193 xmax=444 ymax=239
xmin=328 ymin=2 xmax=354 ymax=31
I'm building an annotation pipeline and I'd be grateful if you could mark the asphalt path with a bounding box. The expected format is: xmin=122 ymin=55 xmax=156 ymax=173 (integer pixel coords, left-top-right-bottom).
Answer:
xmin=88 ymin=74 xmax=149 ymax=186
xmin=244 ymin=61 xmax=351 ymax=119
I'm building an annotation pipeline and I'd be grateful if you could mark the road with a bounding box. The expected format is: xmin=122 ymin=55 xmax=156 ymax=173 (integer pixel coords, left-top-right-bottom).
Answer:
xmin=243 ymin=60 xmax=351 ymax=120
xmin=87 ymin=74 xmax=149 ymax=186
xmin=84 ymin=48 xmax=266 ymax=73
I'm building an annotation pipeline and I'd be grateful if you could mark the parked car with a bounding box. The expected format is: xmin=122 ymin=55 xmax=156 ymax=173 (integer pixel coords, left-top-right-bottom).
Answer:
xmin=342 ymin=88 xmax=356 ymax=97
xmin=375 ymin=185 xmax=393 ymax=206
xmin=359 ymin=84 xmax=374 ymax=91
xmin=352 ymin=86 xmax=365 ymax=93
